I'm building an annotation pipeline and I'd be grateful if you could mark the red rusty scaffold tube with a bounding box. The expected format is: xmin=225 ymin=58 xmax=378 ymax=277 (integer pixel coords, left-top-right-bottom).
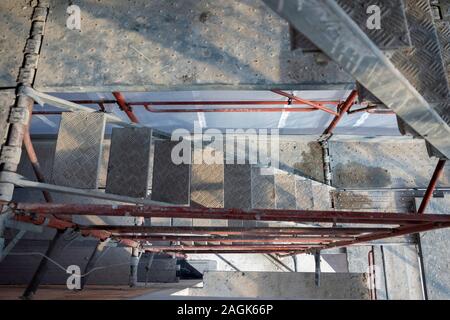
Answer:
xmin=417 ymin=159 xmax=447 ymax=214
xmin=112 ymin=91 xmax=140 ymax=123
xmin=322 ymin=90 xmax=359 ymax=136
xmin=271 ymin=89 xmax=339 ymax=116
xmin=33 ymin=93 xmax=344 ymax=114
xmin=12 ymin=203 xmax=450 ymax=225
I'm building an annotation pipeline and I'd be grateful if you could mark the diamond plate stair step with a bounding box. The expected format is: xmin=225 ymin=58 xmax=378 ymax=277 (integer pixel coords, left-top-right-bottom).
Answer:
xmin=52 ymin=112 xmax=106 ymax=189
xmin=105 ymin=127 xmax=152 ymax=198
xmin=192 ymin=147 xmax=225 ymax=227
xmin=251 ymin=168 xmax=296 ymax=227
xmin=311 ymin=181 xmax=334 ymax=210
xmin=291 ymin=0 xmax=411 ymax=52
xmin=251 ymin=166 xmax=275 ymax=227
xmin=358 ymin=0 xmax=450 ymax=127
xmin=251 ymin=168 xmax=335 ymax=227
xmin=437 ymin=20 xmax=450 ymax=91
xmin=295 ymin=177 xmax=314 ymax=210
xmin=252 ymin=168 xmax=300 ymax=227
xmin=137 ymin=255 xmax=178 ymax=283
xmin=224 ymin=164 xmax=252 ymax=227
xmin=275 ymin=173 xmax=296 ymax=210
xmin=151 ymin=140 xmax=191 ymax=226
xmin=295 ymin=177 xmax=335 ymax=228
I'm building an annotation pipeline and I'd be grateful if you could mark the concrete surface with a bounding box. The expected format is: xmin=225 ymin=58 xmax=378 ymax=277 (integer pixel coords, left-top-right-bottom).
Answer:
xmin=0 ymin=0 xmax=33 ymax=87
xmin=346 ymin=246 xmax=387 ymax=299
xmin=187 ymin=271 xmax=370 ymax=299
xmin=329 ymin=137 xmax=450 ymax=188
xmin=382 ymin=245 xmax=423 ymax=300
xmin=336 ymin=187 xmax=422 ymax=300
xmin=34 ymin=0 xmax=353 ymax=92
xmin=187 ymin=253 xmax=348 ymax=273
xmin=415 ymin=195 xmax=450 ymax=300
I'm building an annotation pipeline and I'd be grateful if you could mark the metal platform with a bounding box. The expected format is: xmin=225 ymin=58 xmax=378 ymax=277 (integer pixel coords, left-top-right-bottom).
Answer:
xmin=33 ymin=0 xmax=354 ymax=92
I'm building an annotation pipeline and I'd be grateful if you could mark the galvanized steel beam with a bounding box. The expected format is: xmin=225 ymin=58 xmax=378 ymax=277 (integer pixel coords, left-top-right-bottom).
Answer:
xmin=262 ymin=0 xmax=450 ymax=159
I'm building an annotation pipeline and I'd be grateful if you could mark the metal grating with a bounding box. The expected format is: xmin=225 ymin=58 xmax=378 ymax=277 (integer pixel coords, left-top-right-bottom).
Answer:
xmin=105 ymin=127 xmax=152 ymax=197
xmin=52 ymin=112 xmax=106 ymax=189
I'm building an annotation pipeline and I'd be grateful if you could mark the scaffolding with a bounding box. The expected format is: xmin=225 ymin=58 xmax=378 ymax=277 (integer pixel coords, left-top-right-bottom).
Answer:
xmin=0 ymin=0 xmax=449 ymax=299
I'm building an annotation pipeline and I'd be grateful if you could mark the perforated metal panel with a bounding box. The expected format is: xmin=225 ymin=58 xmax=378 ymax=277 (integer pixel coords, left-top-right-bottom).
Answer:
xmin=105 ymin=127 xmax=152 ymax=197
xmin=52 ymin=112 xmax=106 ymax=189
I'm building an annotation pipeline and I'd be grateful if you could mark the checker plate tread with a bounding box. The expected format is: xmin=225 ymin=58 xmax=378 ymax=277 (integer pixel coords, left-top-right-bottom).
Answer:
xmin=151 ymin=140 xmax=190 ymax=205
xmin=52 ymin=112 xmax=105 ymax=189
xmin=105 ymin=127 xmax=152 ymax=197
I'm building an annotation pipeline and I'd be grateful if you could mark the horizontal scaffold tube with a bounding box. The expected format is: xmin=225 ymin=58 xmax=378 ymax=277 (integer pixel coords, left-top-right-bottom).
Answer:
xmin=12 ymin=203 xmax=450 ymax=225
